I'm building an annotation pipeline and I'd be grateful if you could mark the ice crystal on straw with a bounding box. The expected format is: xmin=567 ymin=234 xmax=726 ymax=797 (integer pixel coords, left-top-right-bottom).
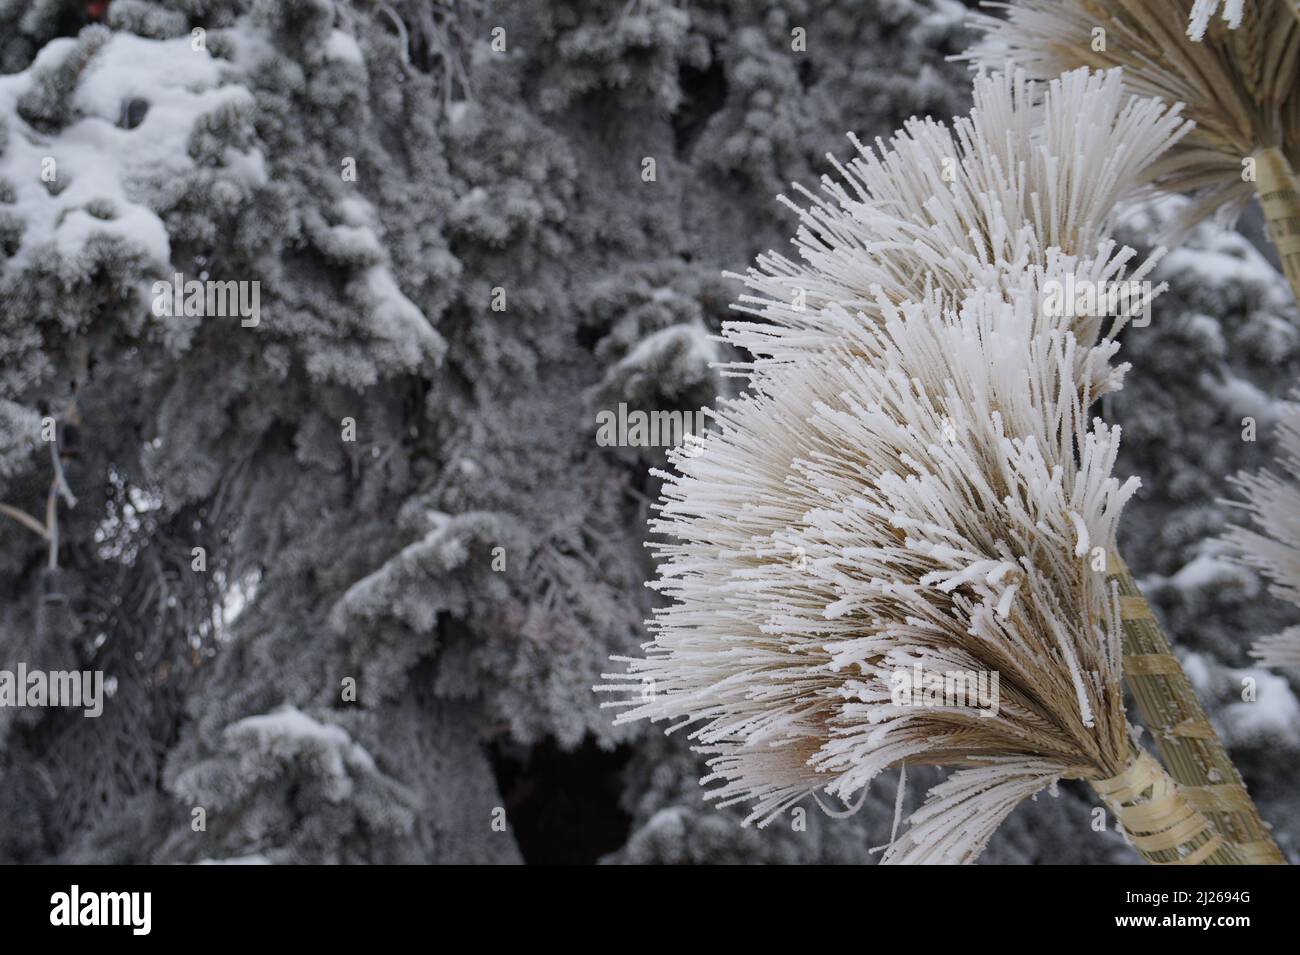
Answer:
xmin=1188 ymin=0 xmax=1247 ymax=41
xmin=727 ymin=69 xmax=1188 ymax=374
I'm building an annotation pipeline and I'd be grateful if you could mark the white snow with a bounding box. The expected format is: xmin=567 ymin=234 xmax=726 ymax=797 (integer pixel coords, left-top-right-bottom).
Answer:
xmin=226 ymin=705 xmax=380 ymax=790
xmin=0 ymin=33 xmax=260 ymax=270
xmin=196 ymin=854 xmax=272 ymax=865
xmin=1222 ymin=668 xmax=1300 ymax=745
xmin=612 ymin=321 xmax=719 ymax=376
xmin=1200 ymin=371 xmax=1290 ymax=431
xmin=1182 ymin=651 xmax=1213 ymax=692
xmin=74 ymin=33 xmax=225 ymax=120
xmin=446 ymin=100 xmax=472 ymax=130
xmin=1160 ymin=239 xmax=1288 ymax=299
xmin=324 ymin=30 xmax=365 ymax=69
xmin=228 ymin=705 xmax=354 ymax=751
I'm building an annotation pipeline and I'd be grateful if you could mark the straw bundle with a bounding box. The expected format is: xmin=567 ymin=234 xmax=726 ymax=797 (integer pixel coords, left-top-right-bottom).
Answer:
xmin=605 ymin=265 xmax=1228 ymax=863
xmin=967 ymin=0 xmax=1300 ymax=303
xmin=968 ymin=2 xmax=1290 ymax=863
xmin=1225 ymin=394 xmax=1300 ymax=667
xmin=600 ymin=69 xmax=1280 ymax=862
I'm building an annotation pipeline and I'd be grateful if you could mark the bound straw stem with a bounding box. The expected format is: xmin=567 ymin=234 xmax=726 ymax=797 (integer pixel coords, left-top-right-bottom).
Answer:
xmin=1253 ymin=146 xmax=1300 ymax=306
xmin=1107 ymin=551 xmax=1285 ymax=864
xmin=1088 ymin=747 xmax=1232 ymax=865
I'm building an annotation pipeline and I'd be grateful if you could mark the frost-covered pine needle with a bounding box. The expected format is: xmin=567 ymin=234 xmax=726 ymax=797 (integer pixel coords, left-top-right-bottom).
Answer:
xmin=1224 ymin=393 xmax=1300 ymax=667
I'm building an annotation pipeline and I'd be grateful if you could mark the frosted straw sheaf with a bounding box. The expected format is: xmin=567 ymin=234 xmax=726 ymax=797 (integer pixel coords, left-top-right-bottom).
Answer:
xmin=604 ymin=268 xmax=1158 ymax=864
xmin=599 ymin=70 xmax=1248 ymax=863
xmin=726 ymin=68 xmax=1188 ymax=378
xmin=1224 ymin=394 xmax=1300 ymax=666
xmin=967 ymin=0 xmax=1300 ymax=302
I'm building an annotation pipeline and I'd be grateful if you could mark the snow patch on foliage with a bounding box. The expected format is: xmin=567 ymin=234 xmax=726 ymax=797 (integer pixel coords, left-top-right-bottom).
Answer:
xmin=0 ymin=32 xmax=258 ymax=269
xmin=225 ymin=706 xmax=379 ymax=794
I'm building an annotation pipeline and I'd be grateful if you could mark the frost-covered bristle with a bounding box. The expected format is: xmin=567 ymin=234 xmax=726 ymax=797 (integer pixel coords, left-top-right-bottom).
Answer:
xmin=724 ymin=68 xmax=1186 ymax=377
xmin=1188 ymin=0 xmax=1247 ymax=41
xmin=880 ymin=759 xmax=1070 ymax=864
xmin=599 ymin=262 xmax=1138 ymax=847
xmin=967 ymin=1 xmax=1300 ymax=231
